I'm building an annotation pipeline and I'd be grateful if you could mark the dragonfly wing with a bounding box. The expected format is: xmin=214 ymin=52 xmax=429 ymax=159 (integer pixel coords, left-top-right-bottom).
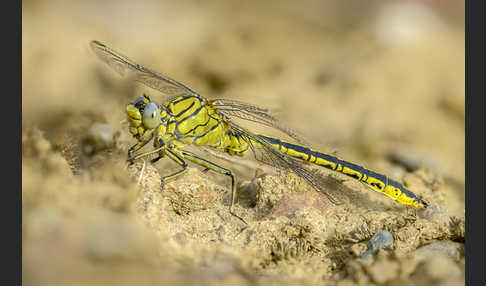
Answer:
xmin=90 ymin=40 xmax=198 ymax=100
xmin=212 ymin=98 xmax=308 ymax=145
xmin=231 ymin=124 xmax=348 ymax=205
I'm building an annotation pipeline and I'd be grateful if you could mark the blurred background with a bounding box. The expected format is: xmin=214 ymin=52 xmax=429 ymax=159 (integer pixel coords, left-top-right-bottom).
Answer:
xmin=22 ymin=0 xmax=465 ymax=285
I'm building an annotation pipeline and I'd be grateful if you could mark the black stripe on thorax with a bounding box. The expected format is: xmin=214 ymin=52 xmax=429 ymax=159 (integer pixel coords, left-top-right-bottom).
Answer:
xmin=194 ymin=115 xmax=222 ymax=140
xmin=172 ymin=105 xmax=206 ymax=138
xmin=171 ymin=94 xmax=200 ymax=105
xmin=176 ymin=104 xmax=205 ymax=124
xmin=174 ymin=101 xmax=196 ymax=117
xmin=166 ymin=95 xmax=203 ymax=117
xmin=184 ymin=113 xmax=212 ymax=134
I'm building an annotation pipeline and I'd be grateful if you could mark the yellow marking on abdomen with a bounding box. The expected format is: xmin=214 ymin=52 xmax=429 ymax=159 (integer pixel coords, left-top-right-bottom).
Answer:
xmin=255 ymin=134 xmax=428 ymax=208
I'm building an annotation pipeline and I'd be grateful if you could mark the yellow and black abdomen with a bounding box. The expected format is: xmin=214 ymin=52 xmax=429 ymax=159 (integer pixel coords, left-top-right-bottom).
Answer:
xmin=257 ymin=135 xmax=428 ymax=208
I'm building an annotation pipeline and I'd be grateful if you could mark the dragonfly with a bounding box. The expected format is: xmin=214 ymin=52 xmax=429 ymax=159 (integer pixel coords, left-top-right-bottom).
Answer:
xmin=90 ymin=40 xmax=429 ymax=223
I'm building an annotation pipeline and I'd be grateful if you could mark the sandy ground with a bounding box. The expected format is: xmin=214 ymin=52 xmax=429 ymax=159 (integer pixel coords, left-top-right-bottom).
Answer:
xmin=23 ymin=0 xmax=465 ymax=285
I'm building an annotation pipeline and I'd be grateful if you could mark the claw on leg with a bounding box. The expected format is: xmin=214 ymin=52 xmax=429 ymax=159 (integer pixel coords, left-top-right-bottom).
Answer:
xmin=230 ymin=210 xmax=248 ymax=225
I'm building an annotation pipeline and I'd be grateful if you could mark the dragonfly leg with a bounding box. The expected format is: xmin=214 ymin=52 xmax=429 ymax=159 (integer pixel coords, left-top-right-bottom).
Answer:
xmin=127 ymin=143 xmax=140 ymax=165
xmin=161 ymin=148 xmax=189 ymax=188
xmin=150 ymin=156 xmax=163 ymax=164
xmin=149 ymin=138 xmax=166 ymax=164
xmin=201 ymin=168 xmax=210 ymax=173
xmin=127 ymin=134 xmax=154 ymax=164
xmin=179 ymin=150 xmax=247 ymax=225
xmin=128 ymin=146 xmax=165 ymax=162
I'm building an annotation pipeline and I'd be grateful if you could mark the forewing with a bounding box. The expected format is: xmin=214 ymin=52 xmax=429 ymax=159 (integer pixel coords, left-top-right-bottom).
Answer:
xmin=212 ymin=98 xmax=308 ymax=145
xmin=90 ymin=40 xmax=199 ymax=100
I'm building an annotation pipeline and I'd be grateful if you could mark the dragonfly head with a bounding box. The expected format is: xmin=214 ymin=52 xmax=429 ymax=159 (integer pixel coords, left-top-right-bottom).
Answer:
xmin=126 ymin=94 xmax=168 ymax=137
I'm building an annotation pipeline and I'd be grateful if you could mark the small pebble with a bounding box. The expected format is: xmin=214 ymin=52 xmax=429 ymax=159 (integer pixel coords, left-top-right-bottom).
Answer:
xmin=89 ymin=123 xmax=115 ymax=145
xmin=237 ymin=179 xmax=259 ymax=208
xmin=361 ymin=231 xmax=394 ymax=259
xmin=83 ymin=123 xmax=115 ymax=155
xmin=421 ymin=204 xmax=452 ymax=226
xmin=387 ymin=147 xmax=442 ymax=175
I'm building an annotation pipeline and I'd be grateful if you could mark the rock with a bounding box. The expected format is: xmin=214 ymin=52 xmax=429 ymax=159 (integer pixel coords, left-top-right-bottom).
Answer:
xmin=412 ymin=254 xmax=463 ymax=285
xmin=422 ymin=204 xmax=453 ymax=226
xmin=361 ymin=231 xmax=394 ymax=259
xmin=414 ymin=241 xmax=464 ymax=261
xmin=82 ymin=123 xmax=116 ymax=155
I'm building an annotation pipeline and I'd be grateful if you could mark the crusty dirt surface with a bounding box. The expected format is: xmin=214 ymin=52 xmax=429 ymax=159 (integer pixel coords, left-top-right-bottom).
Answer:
xmin=23 ymin=1 xmax=464 ymax=285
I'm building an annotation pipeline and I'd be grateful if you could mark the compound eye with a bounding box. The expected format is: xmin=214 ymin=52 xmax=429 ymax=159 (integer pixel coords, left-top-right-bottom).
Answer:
xmin=142 ymin=102 xmax=161 ymax=129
